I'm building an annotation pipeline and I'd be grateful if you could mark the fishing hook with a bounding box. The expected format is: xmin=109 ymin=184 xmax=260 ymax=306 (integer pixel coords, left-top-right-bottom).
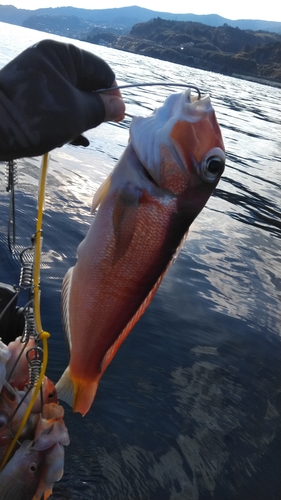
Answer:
xmin=96 ymin=82 xmax=202 ymax=100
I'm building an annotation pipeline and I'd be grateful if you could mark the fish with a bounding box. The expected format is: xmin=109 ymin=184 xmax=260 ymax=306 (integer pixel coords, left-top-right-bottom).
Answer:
xmin=32 ymin=442 xmax=65 ymax=500
xmin=0 ymin=340 xmax=11 ymax=393
xmin=5 ymin=336 xmax=36 ymax=390
xmin=0 ymin=403 xmax=69 ymax=498
xmin=56 ymin=89 xmax=225 ymax=416
xmin=31 ymin=403 xmax=69 ymax=499
xmin=21 ymin=376 xmax=58 ymax=414
xmin=0 ymin=440 xmax=44 ymax=500
xmin=0 ymin=385 xmax=32 ymax=462
xmin=0 ymin=376 xmax=57 ymax=462
xmin=33 ymin=403 xmax=70 ymax=450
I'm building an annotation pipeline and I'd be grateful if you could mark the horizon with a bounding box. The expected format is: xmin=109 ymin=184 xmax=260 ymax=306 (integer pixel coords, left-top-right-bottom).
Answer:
xmin=0 ymin=1 xmax=281 ymax=23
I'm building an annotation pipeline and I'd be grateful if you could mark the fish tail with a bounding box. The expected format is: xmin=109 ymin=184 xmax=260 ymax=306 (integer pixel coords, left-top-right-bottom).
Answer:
xmin=44 ymin=489 xmax=53 ymax=500
xmin=56 ymin=367 xmax=74 ymax=408
xmin=73 ymin=378 xmax=99 ymax=416
xmin=56 ymin=367 xmax=99 ymax=417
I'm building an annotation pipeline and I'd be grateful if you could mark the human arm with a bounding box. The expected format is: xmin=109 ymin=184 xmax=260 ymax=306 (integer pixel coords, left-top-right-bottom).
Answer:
xmin=0 ymin=39 xmax=125 ymax=161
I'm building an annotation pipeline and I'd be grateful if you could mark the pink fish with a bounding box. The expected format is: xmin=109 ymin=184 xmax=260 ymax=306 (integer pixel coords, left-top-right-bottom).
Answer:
xmin=22 ymin=376 xmax=58 ymax=414
xmin=0 ymin=440 xmax=45 ymax=500
xmin=33 ymin=403 xmax=70 ymax=450
xmin=5 ymin=336 xmax=36 ymax=390
xmin=0 ymin=340 xmax=11 ymax=393
xmin=32 ymin=442 xmax=65 ymax=500
xmin=56 ymin=90 xmax=225 ymax=416
xmin=0 ymin=385 xmax=34 ymax=462
xmin=31 ymin=403 xmax=69 ymax=499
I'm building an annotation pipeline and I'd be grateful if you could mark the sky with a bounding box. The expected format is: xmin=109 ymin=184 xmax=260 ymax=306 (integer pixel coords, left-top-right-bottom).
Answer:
xmin=1 ymin=0 xmax=281 ymax=22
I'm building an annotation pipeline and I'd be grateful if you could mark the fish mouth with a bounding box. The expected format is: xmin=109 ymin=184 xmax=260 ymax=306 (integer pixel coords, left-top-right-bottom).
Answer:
xmin=163 ymin=89 xmax=212 ymax=122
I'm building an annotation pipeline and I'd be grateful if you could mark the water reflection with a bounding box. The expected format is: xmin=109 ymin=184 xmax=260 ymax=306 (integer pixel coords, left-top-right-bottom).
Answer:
xmin=214 ymin=181 xmax=281 ymax=236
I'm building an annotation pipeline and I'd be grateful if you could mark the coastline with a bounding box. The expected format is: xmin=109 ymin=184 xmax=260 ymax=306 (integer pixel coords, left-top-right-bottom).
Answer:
xmin=232 ymin=73 xmax=281 ymax=88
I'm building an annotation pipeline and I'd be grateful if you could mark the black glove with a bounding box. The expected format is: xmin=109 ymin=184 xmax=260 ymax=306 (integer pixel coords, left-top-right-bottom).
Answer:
xmin=0 ymin=39 xmax=123 ymax=160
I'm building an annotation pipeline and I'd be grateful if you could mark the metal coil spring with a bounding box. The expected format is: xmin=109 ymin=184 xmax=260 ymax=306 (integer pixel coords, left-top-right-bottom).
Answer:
xmin=23 ymin=307 xmax=37 ymax=340
xmin=26 ymin=347 xmax=43 ymax=389
xmin=28 ymin=358 xmax=42 ymax=388
xmin=5 ymin=160 xmax=18 ymax=192
xmin=19 ymin=247 xmax=34 ymax=289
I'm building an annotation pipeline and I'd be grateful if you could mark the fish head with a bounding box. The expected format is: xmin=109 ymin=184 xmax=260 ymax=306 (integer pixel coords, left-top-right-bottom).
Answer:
xmin=130 ymin=89 xmax=225 ymax=196
xmin=0 ymin=340 xmax=11 ymax=392
xmin=12 ymin=440 xmax=43 ymax=474
xmin=0 ymin=440 xmax=44 ymax=499
xmin=42 ymin=376 xmax=58 ymax=406
xmin=0 ymin=411 xmax=9 ymax=440
xmin=0 ymin=340 xmax=11 ymax=366
xmin=27 ymin=376 xmax=58 ymax=414
xmin=41 ymin=402 xmax=65 ymax=420
xmin=0 ymin=384 xmax=19 ymax=414
xmin=6 ymin=336 xmax=36 ymax=390
xmin=33 ymin=403 xmax=70 ymax=450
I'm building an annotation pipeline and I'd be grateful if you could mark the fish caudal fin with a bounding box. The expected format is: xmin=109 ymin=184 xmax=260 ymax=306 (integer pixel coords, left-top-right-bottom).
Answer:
xmin=56 ymin=367 xmax=74 ymax=408
xmin=56 ymin=367 xmax=99 ymax=417
xmin=43 ymin=489 xmax=53 ymax=500
xmin=73 ymin=378 xmax=99 ymax=416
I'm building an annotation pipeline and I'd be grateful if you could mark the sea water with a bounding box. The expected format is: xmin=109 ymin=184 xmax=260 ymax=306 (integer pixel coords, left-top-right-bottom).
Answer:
xmin=0 ymin=21 xmax=280 ymax=500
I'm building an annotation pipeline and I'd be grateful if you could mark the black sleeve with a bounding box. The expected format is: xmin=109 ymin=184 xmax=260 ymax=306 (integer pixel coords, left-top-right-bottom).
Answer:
xmin=0 ymin=40 xmax=116 ymax=161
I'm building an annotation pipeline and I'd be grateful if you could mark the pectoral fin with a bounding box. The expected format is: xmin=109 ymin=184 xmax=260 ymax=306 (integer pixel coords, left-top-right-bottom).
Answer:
xmin=112 ymin=182 xmax=142 ymax=262
xmin=91 ymin=175 xmax=112 ymax=213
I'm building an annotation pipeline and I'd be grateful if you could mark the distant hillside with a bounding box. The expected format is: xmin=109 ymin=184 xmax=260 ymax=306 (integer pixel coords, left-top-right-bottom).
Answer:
xmin=130 ymin=18 xmax=280 ymax=53
xmin=0 ymin=6 xmax=280 ymax=85
xmin=0 ymin=5 xmax=281 ymax=34
xmin=110 ymin=18 xmax=281 ymax=85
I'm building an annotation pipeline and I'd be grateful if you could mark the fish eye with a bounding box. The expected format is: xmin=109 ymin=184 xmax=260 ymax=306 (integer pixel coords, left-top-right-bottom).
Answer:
xmin=29 ymin=462 xmax=39 ymax=473
xmin=0 ymin=414 xmax=8 ymax=428
xmin=207 ymin=157 xmax=224 ymax=173
xmin=199 ymin=147 xmax=225 ymax=183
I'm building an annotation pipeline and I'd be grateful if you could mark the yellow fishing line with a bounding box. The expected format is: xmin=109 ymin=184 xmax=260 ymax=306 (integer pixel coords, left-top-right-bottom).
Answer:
xmin=33 ymin=153 xmax=49 ymax=334
xmin=0 ymin=154 xmax=51 ymax=471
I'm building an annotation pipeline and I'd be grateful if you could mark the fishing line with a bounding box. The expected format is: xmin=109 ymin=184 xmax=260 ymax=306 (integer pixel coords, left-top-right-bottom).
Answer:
xmin=97 ymin=82 xmax=202 ymax=118
xmin=0 ymin=288 xmax=21 ymax=323
xmin=0 ymin=153 xmax=50 ymax=472
xmin=96 ymin=82 xmax=202 ymax=100
xmin=6 ymin=159 xmax=18 ymax=253
xmin=5 ymin=338 xmax=28 ymax=384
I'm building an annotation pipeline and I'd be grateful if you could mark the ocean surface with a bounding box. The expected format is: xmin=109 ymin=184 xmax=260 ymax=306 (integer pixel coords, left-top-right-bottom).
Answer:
xmin=0 ymin=22 xmax=280 ymax=500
